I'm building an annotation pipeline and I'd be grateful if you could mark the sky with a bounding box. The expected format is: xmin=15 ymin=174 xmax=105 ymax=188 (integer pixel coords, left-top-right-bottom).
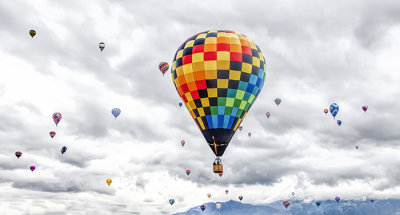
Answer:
xmin=0 ymin=0 xmax=400 ymax=214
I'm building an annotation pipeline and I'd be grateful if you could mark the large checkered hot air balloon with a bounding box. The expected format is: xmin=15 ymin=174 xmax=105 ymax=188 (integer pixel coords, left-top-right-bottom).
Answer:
xmin=171 ymin=30 xmax=266 ymax=174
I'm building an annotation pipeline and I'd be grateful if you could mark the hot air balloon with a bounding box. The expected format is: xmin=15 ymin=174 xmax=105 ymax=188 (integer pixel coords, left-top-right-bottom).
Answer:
xmin=61 ymin=146 xmax=67 ymax=155
xmin=181 ymin=140 xmax=185 ymax=147
xmin=216 ymin=203 xmax=222 ymax=211
xmin=52 ymin=113 xmax=62 ymax=126
xmin=200 ymin=204 xmax=206 ymax=211
xmin=316 ymin=201 xmax=321 ymax=207
xmin=335 ymin=196 xmax=340 ymax=203
xmin=225 ymin=189 xmax=229 ymax=194
xmin=330 ymin=103 xmax=339 ymax=119
xmin=106 ymin=179 xmax=112 ymax=186
xmin=169 ymin=199 xmax=175 ymax=205
xmin=207 ymin=193 xmax=211 ymax=198
xmin=362 ymin=105 xmax=368 ymax=112
xmin=337 ymin=120 xmax=342 ymax=126
xmin=29 ymin=30 xmax=36 ymax=38
xmin=324 ymin=108 xmax=328 ymax=114
xmin=370 ymin=199 xmax=375 ymax=203
xmin=99 ymin=42 xmax=105 ymax=51
xmin=248 ymin=132 xmax=251 ymax=137
xmin=292 ymin=192 xmax=295 ymax=196
xmin=238 ymin=126 xmax=243 ymax=131
xmin=356 ymin=146 xmax=359 ymax=149
xmin=15 ymin=151 xmax=22 ymax=158
xmin=218 ymin=173 xmax=223 ymax=177
xmin=179 ymin=102 xmax=183 ymax=107
xmin=186 ymin=170 xmax=191 ymax=176
xmin=171 ymin=30 xmax=266 ymax=174
xmin=30 ymin=166 xmax=36 ymax=171
xmin=111 ymin=108 xmax=121 ymax=119
xmin=283 ymin=200 xmax=290 ymax=208
xmin=266 ymin=112 xmax=271 ymax=118
xmin=238 ymin=196 xmax=243 ymax=201
xmin=275 ymin=98 xmax=281 ymax=106
xmin=159 ymin=62 xmax=169 ymax=76
xmin=49 ymin=131 xmax=56 ymax=138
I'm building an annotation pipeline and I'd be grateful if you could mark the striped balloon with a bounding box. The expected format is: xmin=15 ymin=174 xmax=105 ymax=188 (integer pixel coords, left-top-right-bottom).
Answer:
xmin=283 ymin=200 xmax=290 ymax=208
xmin=159 ymin=62 xmax=169 ymax=75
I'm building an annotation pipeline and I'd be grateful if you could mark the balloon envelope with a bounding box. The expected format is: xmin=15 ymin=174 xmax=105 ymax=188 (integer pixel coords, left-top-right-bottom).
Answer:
xmin=111 ymin=108 xmax=121 ymax=119
xmin=335 ymin=196 xmax=340 ymax=202
xmin=200 ymin=205 xmax=206 ymax=211
xmin=316 ymin=201 xmax=321 ymax=207
xmin=186 ymin=170 xmax=191 ymax=175
xmin=207 ymin=193 xmax=211 ymax=198
xmin=159 ymin=62 xmax=169 ymax=75
xmin=99 ymin=42 xmax=105 ymax=51
xmin=49 ymin=131 xmax=56 ymax=138
xmin=106 ymin=179 xmax=112 ymax=186
xmin=370 ymin=199 xmax=375 ymax=203
xmin=178 ymin=102 xmax=183 ymax=107
xmin=238 ymin=126 xmax=243 ymax=131
xmin=275 ymin=98 xmax=281 ymax=105
xmin=29 ymin=30 xmax=36 ymax=37
xmin=52 ymin=113 xmax=62 ymax=126
xmin=61 ymin=146 xmax=67 ymax=154
xmin=225 ymin=189 xmax=228 ymax=194
xmin=330 ymin=103 xmax=339 ymax=118
xmin=362 ymin=105 xmax=368 ymax=112
xmin=337 ymin=120 xmax=342 ymax=126
xmin=171 ymin=30 xmax=266 ymax=157
xmin=181 ymin=140 xmax=185 ymax=147
xmin=283 ymin=200 xmax=290 ymax=208
xmin=30 ymin=166 xmax=35 ymax=171
xmin=238 ymin=195 xmax=243 ymax=201
xmin=15 ymin=151 xmax=22 ymax=158
xmin=324 ymin=108 xmax=328 ymax=114
xmin=266 ymin=112 xmax=271 ymax=118
xmin=216 ymin=203 xmax=221 ymax=210
xmin=169 ymin=199 xmax=175 ymax=205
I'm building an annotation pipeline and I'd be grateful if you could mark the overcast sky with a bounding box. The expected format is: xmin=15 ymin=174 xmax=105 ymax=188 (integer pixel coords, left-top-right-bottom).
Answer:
xmin=1 ymin=0 xmax=400 ymax=214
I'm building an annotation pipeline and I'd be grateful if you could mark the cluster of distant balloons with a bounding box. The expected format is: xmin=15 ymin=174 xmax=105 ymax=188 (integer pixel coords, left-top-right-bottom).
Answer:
xmin=26 ymin=29 xmax=372 ymax=210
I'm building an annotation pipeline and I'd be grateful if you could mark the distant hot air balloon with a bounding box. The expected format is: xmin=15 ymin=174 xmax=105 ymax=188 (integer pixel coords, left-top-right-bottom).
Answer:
xmin=159 ymin=62 xmax=169 ymax=76
xmin=335 ymin=196 xmax=340 ymax=203
xmin=275 ymin=98 xmax=281 ymax=106
xmin=292 ymin=192 xmax=295 ymax=196
xmin=111 ymin=108 xmax=121 ymax=119
xmin=316 ymin=201 xmax=321 ymax=207
xmin=324 ymin=108 xmax=329 ymax=114
xmin=106 ymin=179 xmax=112 ymax=186
xmin=216 ymin=203 xmax=222 ymax=211
xmin=238 ymin=196 xmax=243 ymax=201
xmin=61 ymin=146 xmax=67 ymax=155
xmin=356 ymin=146 xmax=359 ymax=149
xmin=207 ymin=193 xmax=211 ymax=198
xmin=178 ymin=102 xmax=183 ymax=107
xmin=238 ymin=126 xmax=243 ymax=131
xmin=52 ymin=113 xmax=62 ymax=126
xmin=266 ymin=112 xmax=271 ymax=118
xmin=337 ymin=120 xmax=342 ymax=126
xmin=30 ymin=166 xmax=36 ymax=171
xmin=370 ymin=199 xmax=375 ymax=203
xmin=362 ymin=105 xmax=368 ymax=112
xmin=186 ymin=170 xmax=191 ymax=176
xmin=171 ymin=30 xmax=266 ymax=175
xmin=49 ymin=131 xmax=56 ymax=138
xmin=248 ymin=132 xmax=251 ymax=137
xmin=169 ymin=199 xmax=175 ymax=205
xmin=181 ymin=140 xmax=185 ymax=147
xmin=15 ymin=151 xmax=22 ymax=158
xmin=218 ymin=173 xmax=223 ymax=177
xmin=99 ymin=42 xmax=105 ymax=51
xmin=283 ymin=200 xmax=290 ymax=208
xmin=330 ymin=103 xmax=339 ymax=119
xmin=225 ymin=189 xmax=229 ymax=194
xmin=200 ymin=204 xmax=206 ymax=211
xmin=29 ymin=30 xmax=36 ymax=38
